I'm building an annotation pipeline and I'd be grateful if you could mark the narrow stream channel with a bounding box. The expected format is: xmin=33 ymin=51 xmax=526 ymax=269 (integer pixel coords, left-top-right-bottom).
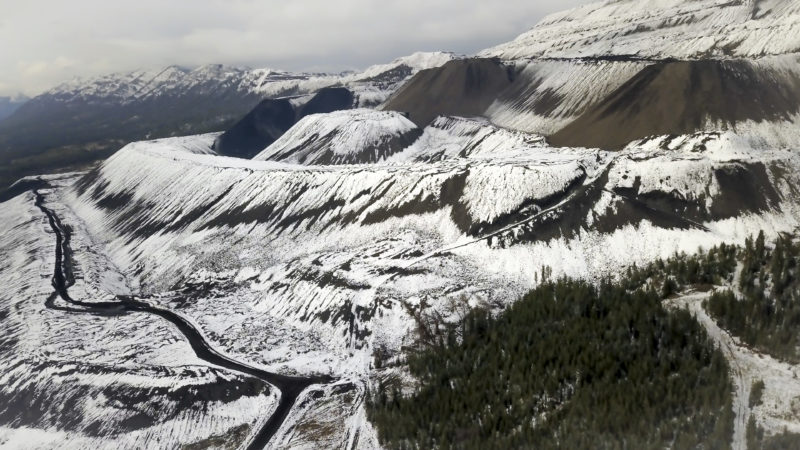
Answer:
xmin=33 ymin=190 xmax=332 ymax=449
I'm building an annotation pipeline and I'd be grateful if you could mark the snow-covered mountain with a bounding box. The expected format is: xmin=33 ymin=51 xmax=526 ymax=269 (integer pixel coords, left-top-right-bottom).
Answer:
xmin=2 ymin=0 xmax=800 ymax=449
xmin=37 ymin=64 xmax=266 ymax=105
xmin=31 ymin=52 xmax=456 ymax=109
xmin=480 ymin=0 xmax=800 ymax=61
xmin=0 ymin=52 xmax=457 ymax=191
xmin=383 ymin=4 xmax=800 ymax=149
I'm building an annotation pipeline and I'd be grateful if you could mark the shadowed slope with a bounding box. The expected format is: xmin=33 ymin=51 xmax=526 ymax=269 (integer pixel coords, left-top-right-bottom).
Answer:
xmin=297 ymin=87 xmax=354 ymax=117
xmin=382 ymin=58 xmax=516 ymax=127
xmin=213 ymin=98 xmax=296 ymax=158
xmin=213 ymin=87 xmax=356 ymax=159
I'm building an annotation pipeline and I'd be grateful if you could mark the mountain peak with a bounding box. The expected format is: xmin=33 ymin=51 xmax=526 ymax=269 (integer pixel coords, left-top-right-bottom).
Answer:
xmin=356 ymin=51 xmax=460 ymax=80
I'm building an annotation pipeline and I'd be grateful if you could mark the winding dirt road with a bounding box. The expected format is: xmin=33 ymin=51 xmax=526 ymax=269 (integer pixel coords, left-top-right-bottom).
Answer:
xmin=34 ymin=189 xmax=331 ymax=449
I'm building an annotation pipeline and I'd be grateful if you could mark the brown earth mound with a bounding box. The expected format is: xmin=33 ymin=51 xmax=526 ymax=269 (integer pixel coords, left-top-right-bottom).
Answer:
xmin=549 ymin=59 xmax=800 ymax=150
xmin=382 ymin=58 xmax=516 ymax=127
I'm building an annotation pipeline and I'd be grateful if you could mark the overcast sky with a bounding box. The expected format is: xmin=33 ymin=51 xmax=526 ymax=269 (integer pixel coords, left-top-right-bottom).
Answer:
xmin=0 ymin=0 xmax=591 ymax=97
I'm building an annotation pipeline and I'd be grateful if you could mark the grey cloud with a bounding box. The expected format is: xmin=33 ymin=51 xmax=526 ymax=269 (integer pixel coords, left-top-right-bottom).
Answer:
xmin=0 ymin=0 xmax=592 ymax=96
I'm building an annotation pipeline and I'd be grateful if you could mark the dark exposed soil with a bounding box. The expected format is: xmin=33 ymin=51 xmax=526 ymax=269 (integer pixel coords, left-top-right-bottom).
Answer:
xmin=382 ymin=58 xmax=517 ymax=127
xmin=550 ymin=59 xmax=800 ymax=150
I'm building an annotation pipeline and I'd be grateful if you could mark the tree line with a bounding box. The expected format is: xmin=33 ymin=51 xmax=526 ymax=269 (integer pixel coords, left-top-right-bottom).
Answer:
xmin=367 ymin=277 xmax=734 ymax=449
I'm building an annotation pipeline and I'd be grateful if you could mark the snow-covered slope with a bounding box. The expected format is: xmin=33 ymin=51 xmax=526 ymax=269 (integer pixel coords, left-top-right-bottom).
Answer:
xmin=484 ymin=59 xmax=648 ymax=135
xmin=480 ymin=0 xmax=800 ymax=61
xmin=34 ymin=52 xmax=457 ymax=109
xmin=548 ymin=55 xmax=800 ymax=149
xmin=340 ymin=51 xmax=458 ymax=107
xmin=355 ymin=52 xmax=456 ymax=80
xmin=139 ymin=133 xmax=220 ymax=155
xmin=0 ymin=52 xmax=458 ymax=191
xmin=5 ymin=108 xmax=798 ymax=448
xmin=0 ymin=180 xmax=278 ymax=449
xmin=26 ymin=125 xmax=791 ymax=450
xmin=208 ymin=52 xmax=459 ymax=159
xmin=66 ymin=129 xmax=800 ymax=356
xmin=380 ymin=0 xmax=800 ymax=150
xmin=386 ymin=28 xmax=800 ymax=150
xmin=387 ymin=116 xmax=547 ymax=163
xmin=254 ymin=110 xmax=421 ymax=165
xmin=6 ymin=1 xmax=800 ymax=448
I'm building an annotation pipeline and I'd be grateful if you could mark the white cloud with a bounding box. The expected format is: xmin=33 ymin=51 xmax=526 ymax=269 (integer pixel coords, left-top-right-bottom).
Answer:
xmin=0 ymin=0 xmax=591 ymax=96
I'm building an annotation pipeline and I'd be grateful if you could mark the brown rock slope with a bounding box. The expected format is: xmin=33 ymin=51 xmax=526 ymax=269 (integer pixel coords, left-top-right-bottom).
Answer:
xmin=383 ymin=56 xmax=800 ymax=151
xmin=549 ymin=59 xmax=800 ymax=149
xmin=381 ymin=58 xmax=516 ymax=127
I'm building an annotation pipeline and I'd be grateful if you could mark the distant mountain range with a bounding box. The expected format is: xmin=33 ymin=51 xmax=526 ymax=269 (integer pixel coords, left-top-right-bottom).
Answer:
xmin=0 ymin=52 xmax=455 ymax=191
xmin=0 ymin=95 xmax=28 ymax=122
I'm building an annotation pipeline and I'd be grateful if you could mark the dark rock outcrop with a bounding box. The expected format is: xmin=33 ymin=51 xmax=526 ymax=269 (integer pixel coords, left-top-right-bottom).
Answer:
xmin=214 ymin=87 xmax=355 ymax=159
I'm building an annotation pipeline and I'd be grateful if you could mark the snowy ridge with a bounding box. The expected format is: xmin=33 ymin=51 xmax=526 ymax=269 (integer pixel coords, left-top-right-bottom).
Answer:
xmin=255 ymin=52 xmax=459 ymax=107
xmin=72 ymin=133 xmax=598 ymax=252
xmin=356 ymin=52 xmax=458 ymax=80
xmin=480 ymin=0 xmax=800 ymax=61
xmin=5 ymin=127 xmax=800 ymax=449
xmin=254 ymin=109 xmax=421 ymax=165
xmin=387 ymin=116 xmax=548 ymax=163
xmin=137 ymin=133 xmax=220 ymax=155
xmin=44 ymin=64 xmax=268 ymax=105
xmin=63 ymin=131 xmax=800 ymax=365
xmin=40 ymin=52 xmax=458 ymax=108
